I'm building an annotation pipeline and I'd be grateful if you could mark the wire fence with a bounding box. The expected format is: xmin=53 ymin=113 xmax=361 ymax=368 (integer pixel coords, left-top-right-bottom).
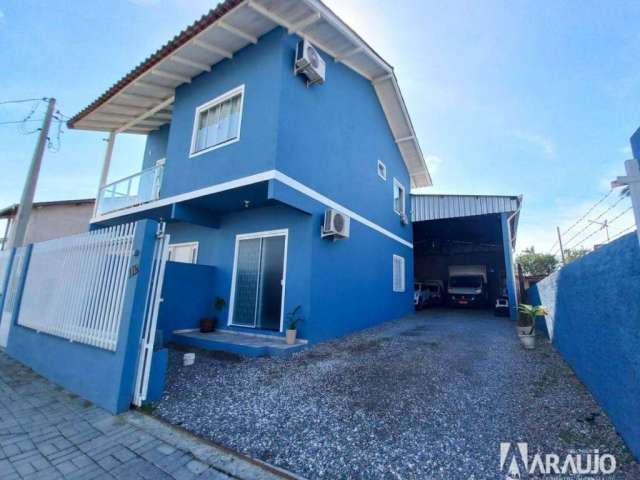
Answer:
xmin=551 ymin=186 xmax=636 ymax=260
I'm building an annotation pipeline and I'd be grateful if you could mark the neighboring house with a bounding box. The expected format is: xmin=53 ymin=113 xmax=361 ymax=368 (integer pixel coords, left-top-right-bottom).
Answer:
xmin=67 ymin=0 xmax=432 ymax=344
xmin=0 ymin=199 xmax=94 ymax=250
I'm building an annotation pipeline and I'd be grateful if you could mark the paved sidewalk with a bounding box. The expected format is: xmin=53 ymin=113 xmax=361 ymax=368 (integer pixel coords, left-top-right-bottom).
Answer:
xmin=0 ymin=352 xmax=294 ymax=480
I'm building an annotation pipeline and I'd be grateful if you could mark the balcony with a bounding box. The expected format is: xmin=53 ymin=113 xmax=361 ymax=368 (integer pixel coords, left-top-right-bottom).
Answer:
xmin=96 ymin=165 xmax=163 ymax=216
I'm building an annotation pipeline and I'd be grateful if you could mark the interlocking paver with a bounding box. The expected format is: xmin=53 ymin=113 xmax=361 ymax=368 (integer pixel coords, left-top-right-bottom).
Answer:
xmin=0 ymin=352 xmax=291 ymax=480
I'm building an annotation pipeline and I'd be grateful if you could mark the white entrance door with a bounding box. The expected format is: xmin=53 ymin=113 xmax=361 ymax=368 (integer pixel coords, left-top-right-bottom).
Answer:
xmin=229 ymin=230 xmax=288 ymax=331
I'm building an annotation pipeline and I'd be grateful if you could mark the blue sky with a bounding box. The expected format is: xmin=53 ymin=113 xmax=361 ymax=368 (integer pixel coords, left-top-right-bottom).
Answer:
xmin=0 ymin=0 xmax=638 ymax=252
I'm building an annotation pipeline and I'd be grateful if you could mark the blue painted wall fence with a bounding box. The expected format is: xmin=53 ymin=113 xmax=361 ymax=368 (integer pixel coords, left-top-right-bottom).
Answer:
xmin=529 ymin=232 xmax=640 ymax=460
xmin=5 ymin=220 xmax=160 ymax=414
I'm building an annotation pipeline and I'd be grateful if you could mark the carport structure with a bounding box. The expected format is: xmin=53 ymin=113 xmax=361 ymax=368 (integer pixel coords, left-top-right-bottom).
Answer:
xmin=411 ymin=194 xmax=522 ymax=319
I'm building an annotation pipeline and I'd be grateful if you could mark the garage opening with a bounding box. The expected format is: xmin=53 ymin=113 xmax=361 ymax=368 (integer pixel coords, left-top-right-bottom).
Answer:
xmin=411 ymin=194 xmax=521 ymax=319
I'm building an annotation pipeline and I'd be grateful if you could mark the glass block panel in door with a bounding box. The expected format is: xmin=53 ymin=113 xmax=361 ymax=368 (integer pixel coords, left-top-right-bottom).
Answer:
xmin=232 ymin=238 xmax=261 ymax=327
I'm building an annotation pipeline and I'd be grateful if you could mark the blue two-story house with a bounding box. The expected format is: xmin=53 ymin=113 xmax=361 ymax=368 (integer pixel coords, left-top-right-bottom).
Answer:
xmin=68 ymin=0 xmax=432 ymax=346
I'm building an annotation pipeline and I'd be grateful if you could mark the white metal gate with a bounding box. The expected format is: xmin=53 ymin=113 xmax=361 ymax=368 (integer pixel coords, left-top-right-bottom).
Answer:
xmin=132 ymin=224 xmax=169 ymax=407
xmin=16 ymin=224 xmax=137 ymax=351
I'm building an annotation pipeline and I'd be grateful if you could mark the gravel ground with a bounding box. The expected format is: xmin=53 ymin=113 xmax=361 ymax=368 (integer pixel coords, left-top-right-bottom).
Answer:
xmin=154 ymin=309 xmax=640 ymax=479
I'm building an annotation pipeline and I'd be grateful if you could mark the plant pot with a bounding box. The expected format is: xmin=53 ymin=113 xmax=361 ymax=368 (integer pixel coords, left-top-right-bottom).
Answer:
xmin=286 ymin=329 xmax=297 ymax=345
xmin=200 ymin=317 xmax=217 ymax=333
xmin=516 ymin=325 xmax=533 ymax=336
xmin=519 ymin=333 xmax=536 ymax=349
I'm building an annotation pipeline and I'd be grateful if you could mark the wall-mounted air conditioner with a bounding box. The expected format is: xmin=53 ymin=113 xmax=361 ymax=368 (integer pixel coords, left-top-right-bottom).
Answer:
xmin=295 ymin=39 xmax=326 ymax=86
xmin=322 ymin=209 xmax=350 ymax=239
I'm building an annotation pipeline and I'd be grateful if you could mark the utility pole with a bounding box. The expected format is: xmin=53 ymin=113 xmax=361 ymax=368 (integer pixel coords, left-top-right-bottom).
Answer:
xmin=556 ymin=226 xmax=566 ymax=264
xmin=5 ymin=98 xmax=56 ymax=249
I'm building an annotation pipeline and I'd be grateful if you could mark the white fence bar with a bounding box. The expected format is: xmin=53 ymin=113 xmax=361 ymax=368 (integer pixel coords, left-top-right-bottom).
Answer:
xmin=17 ymin=223 xmax=137 ymax=351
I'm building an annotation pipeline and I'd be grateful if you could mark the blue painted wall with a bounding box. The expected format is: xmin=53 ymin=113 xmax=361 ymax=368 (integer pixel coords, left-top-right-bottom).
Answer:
xmin=6 ymin=220 xmax=160 ymax=414
xmin=156 ymin=261 xmax=217 ymax=343
xmin=134 ymin=26 xmax=417 ymax=343
xmin=142 ymin=123 xmax=170 ymax=170
xmin=157 ymin=28 xmax=284 ymax=198
xmin=276 ymin=33 xmax=412 ymax=242
xmin=142 ymin=27 xmax=413 ymax=244
xmin=529 ymin=233 xmax=640 ymax=460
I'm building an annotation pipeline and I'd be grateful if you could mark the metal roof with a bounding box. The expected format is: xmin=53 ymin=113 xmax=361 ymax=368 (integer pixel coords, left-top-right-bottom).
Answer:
xmin=411 ymin=194 xmax=521 ymax=222
xmin=0 ymin=199 xmax=95 ymax=218
xmin=67 ymin=0 xmax=431 ymax=188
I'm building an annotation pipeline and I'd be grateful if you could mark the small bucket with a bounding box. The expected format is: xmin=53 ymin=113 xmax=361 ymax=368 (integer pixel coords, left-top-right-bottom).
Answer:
xmin=183 ymin=352 xmax=196 ymax=366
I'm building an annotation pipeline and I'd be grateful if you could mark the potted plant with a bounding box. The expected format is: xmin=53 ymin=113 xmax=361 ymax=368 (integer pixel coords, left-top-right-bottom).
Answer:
xmin=517 ymin=303 xmax=546 ymax=349
xmin=285 ymin=305 xmax=304 ymax=345
xmin=200 ymin=296 xmax=226 ymax=333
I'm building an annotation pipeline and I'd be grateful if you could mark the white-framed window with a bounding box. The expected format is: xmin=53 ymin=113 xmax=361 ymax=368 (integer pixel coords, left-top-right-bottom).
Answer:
xmin=393 ymin=255 xmax=406 ymax=292
xmin=168 ymin=242 xmax=199 ymax=264
xmin=377 ymin=160 xmax=387 ymax=180
xmin=393 ymin=178 xmax=405 ymax=215
xmin=190 ymin=85 xmax=244 ymax=157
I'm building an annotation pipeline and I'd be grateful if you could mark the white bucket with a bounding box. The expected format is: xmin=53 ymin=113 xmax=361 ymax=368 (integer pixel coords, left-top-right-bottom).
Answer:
xmin=183 ymin=353 xmax=195 ymax=366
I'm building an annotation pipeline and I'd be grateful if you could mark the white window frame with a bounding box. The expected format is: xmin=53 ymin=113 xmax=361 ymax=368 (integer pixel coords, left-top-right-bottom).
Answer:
xmin=189 ymin=84 xmax=245 ymax=158
xmin=168 ymin=241 xmax=199 ymax=264
xmin=228 ymin=229 xmax=289 ymax=333
xmin=393 ymin=254 xmax=406 ymax=292
xmin=393 ymin=178 xmax=406 ymax=216
xmin=377 ymin=160 xmax=387 ymax=180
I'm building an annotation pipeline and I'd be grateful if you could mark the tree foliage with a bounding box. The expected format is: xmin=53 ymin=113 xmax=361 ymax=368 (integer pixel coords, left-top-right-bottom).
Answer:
xmin=516 ymin=247 xmax=559 ymax=276
xmin=564 ymin=247 xmax=589 ymax=263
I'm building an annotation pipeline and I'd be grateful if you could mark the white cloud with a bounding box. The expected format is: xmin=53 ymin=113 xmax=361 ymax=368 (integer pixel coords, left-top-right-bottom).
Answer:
xmin=425 ymin=154 xmax=443 ymax=177
xmin=619 ymin=145 xmax=632 ymax=156
xmin=511 ymin=130 xmax=556 ymax=159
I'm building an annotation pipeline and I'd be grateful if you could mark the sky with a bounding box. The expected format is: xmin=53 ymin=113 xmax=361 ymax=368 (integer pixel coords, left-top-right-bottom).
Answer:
xmin=0 ymin=0 xmax=638 ymax=254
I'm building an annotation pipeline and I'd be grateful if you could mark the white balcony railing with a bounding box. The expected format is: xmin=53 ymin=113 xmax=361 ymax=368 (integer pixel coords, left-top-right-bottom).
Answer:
xmin=97 ymin=165 xmax=163 ymax=216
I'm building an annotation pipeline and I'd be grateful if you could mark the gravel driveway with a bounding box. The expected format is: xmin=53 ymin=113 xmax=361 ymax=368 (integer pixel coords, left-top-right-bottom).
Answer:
xmin=155 ymin=309 xmax=640 ymax=479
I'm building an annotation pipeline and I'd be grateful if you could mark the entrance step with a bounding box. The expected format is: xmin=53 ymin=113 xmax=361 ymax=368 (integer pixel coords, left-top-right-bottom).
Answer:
xmin=171 ymin=329 xmax=308 ymax=357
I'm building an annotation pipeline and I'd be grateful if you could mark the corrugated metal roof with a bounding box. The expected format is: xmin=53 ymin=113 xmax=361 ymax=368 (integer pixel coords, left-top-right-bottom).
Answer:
xmin=411 ymin=194 xmax=521 ymax=222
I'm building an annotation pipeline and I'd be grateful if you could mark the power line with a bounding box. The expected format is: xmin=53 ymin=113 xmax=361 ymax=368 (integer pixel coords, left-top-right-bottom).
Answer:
xmin=0 ymin=97 xmax=47 ymax=106
xmin=549 ymin=189 xmax=614 ymax=252
xmin=564 ymin=205 xmax=633 ymax=251
xmin=556 ymin=195 xmax=630 ymax=252
xmin=0 ymin=119 xmax=44 ymax=125
xmin=609 ymin=224 xmax=637 ymax=242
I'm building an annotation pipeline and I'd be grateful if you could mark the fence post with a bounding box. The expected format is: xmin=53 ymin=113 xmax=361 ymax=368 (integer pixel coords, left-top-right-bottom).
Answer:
xmin=111 ymin=219 xmax=159 ymax=412
xmin=501 ymin=213 xmax=518 ymax=320
xmin=4 ymin=246 xmax=33 ymax=349
xmin=0 ymin=249 xmax=16 ymax=315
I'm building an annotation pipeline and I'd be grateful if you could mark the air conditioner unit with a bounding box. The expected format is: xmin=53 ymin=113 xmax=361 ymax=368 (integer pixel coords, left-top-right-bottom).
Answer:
xmin=322 ymin=209 xmax=350 ymax=239
xmin=295 ymin=39 xmax=326 ymax=86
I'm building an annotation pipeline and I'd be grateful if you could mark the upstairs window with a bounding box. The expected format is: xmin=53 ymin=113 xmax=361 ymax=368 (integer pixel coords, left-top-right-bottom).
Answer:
xmin=191 ymin=85 xmax=244 ymax=156
xmin=393 ymin=255 xmax=406 ymax=292
xmin=393 ymin=178 xmax=405 ymax=215
xmin=377 ymin=160 xmax=387 ymax=180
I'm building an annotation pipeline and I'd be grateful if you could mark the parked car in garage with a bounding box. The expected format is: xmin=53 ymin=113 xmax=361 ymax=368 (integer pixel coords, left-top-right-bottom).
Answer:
xmin=414 ymin=281 xmax=444 ymax=309
xmin=447 ymin=265 xmax=488 ymax=308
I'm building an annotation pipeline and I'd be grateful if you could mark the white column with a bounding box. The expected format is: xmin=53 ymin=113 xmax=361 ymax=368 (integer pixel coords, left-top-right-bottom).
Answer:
xmin=625 ymin=159 xmax=640 ymax=247
xmin=95 ymin=132 xmax=117 ymax=215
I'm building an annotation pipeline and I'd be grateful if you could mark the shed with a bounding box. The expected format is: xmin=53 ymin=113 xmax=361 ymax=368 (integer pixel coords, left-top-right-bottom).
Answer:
xmin=411 ymin=194 xmax=522 ymax=319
